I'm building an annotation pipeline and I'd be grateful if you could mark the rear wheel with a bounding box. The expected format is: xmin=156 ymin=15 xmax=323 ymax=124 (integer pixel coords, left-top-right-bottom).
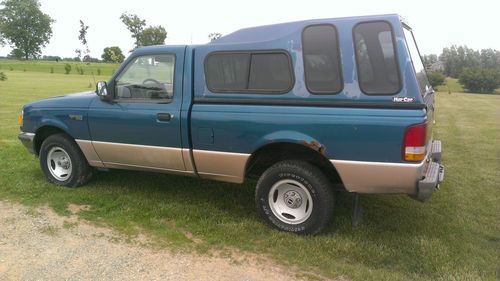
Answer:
xmin=255 ymin=160 xmax=334 ymax=235
xmin=39 ymin=133 xmax=93 ymax=187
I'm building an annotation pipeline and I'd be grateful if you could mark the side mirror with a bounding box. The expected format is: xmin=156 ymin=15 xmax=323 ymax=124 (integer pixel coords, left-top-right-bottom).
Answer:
xmin=96 ymin=81 xmax=113 ymax=101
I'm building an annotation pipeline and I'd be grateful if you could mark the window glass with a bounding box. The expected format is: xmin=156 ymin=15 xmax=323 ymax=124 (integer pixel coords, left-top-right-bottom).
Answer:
xmin=354 ymin=21 xmax=401 ymax=94
xmin=302 ymin=25 xmax=343 ymax=94
xmin=403 ymin=27 xmax=430 ymax=96
xmin=115 ymin=54 xmax=175 ymax=101
xmin=248 ymin=53 xmax=292 ymax=91
xmin=205 ymin=53 xmax=250 ymax=91
xmin=205 ymin=51 xmax=293 ymax=93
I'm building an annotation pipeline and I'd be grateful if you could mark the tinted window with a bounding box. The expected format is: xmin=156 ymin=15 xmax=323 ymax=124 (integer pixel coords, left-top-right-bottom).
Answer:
xmin=115 ymin=54 xmax=175 ymax=101
xmin=205 ymin=53 xmax=250 ymax=91
xmin=403 ymin=27 xmax=430 ymax=96
xmin=302 ymin=25 xmax=342 ymax=94
xmin=205 ymin=52 xmax=293 ymax=93
xmin=354 ymin=21 xmax=401 ymax=95
xmin=248 ymin=53 xmax=292 ymax=91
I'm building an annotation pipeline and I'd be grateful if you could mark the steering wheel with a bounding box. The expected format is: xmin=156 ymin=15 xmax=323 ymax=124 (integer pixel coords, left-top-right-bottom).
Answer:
xmin=143 ymin=78 xmax=161 ymax=85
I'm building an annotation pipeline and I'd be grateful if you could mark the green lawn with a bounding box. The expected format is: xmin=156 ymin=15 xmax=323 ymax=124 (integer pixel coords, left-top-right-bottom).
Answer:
xmin=436 ymin=77 xmax=500 ymax=94
xmin=0 ymin=59 xmax=118 ymax=77
xmin=0 ymin=68 xmax=499 ymax=280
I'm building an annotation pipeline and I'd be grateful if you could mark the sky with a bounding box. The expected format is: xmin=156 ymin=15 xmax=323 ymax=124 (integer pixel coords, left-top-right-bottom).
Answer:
xmin=0 ymin=0 xmax=499 ymax=58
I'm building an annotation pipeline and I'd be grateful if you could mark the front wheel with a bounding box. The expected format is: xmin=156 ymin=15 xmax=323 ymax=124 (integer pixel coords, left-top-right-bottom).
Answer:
xmin=39 ymin=133 xmax=93 ymax=187
xmin=255 ymin=160 xmax=334 ymax=235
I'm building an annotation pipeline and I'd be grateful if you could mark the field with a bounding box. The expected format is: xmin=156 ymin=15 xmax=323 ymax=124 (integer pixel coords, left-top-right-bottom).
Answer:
xmin=0 ymin=59 xmax=118 ymax=77
xmin=0 ymin=61 xmax=499 ymax=280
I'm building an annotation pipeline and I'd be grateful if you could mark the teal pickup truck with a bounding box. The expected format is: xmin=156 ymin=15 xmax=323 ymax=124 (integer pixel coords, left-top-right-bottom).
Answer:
xmin=18 ymin=14 xmax=444 ymax=234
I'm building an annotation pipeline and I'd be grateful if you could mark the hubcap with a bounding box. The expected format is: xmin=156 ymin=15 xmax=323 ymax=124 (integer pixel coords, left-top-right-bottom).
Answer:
xmin=46 ymin=146 xmax=72 ymax=181
xmin=268 ymin=179 xmax=313 ymax=225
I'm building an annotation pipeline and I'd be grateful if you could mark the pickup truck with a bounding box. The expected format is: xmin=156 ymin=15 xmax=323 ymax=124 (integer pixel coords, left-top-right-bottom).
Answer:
xmin=18 ymin=14 xmax=444 ymax=235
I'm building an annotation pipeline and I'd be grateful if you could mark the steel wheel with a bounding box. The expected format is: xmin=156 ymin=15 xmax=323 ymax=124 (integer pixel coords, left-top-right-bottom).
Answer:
xmin=46 ymin=146 xmax=72 ymax=181
xmin=268 ymin=179 xmax=313 ymax=225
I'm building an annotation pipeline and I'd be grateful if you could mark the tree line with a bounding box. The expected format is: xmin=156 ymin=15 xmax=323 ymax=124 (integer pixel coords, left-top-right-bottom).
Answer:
xmin=424 ymin=46 xmax=500 ymax=93
xmin=0 ymin=0 xmax=222 ymax=63
xmin=1 ymin=0 xmax=498 ymax=93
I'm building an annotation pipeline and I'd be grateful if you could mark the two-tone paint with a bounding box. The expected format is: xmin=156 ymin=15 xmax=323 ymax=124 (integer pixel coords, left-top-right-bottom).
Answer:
xmin=19 ymin=14 xmax=440 ymax=198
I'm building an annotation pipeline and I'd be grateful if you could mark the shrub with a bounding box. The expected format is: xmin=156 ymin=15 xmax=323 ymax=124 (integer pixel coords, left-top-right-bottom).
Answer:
xmin=459 ymin=67 xmax=500 ymax=94
xmin=75 ymin=66 xmax=84 ymax=75
xmin=9 ymin=66 xmax=13 ymax=71
xmin=0 ymin=72 xmax=7 ymax=81
xmin=50 ymin=67 xmax=54 ymax=74
xmin=97 ymin=68 xmax=101 ymax=76
xmin=428 ymin=72 xmax=445 ymax=88
xmin=64 ymin=63 xmax=72 ymax=74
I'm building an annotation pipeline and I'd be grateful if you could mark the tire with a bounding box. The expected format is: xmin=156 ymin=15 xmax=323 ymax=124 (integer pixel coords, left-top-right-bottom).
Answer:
xmin=255 ymin=160 xmax=334 ymax=235
xmin=39 ymin=133 xmax=93 ymax=187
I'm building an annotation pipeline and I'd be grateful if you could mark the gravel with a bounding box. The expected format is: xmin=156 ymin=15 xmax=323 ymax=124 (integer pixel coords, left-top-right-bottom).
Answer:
xmin=0 ymin=201 xmax=310 ymax=281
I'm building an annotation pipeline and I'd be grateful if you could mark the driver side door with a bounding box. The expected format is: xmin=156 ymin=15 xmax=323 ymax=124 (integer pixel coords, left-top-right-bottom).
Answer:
xmin=88 ymin=49 xmax=186 ymax=172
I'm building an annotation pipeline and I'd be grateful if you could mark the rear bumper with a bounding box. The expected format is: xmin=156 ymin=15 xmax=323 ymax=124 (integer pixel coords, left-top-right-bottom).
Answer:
xmin=331 ymin=140 xmax=444 ymax=200
xmin=412 ymin=140 xmax=444 ymax=202
xmin=18 ymin=132 xmax=35 ymax=154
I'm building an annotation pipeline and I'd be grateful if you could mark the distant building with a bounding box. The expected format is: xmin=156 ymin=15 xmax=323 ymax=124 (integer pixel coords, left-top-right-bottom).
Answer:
xmin=426 ymin=61 xmax=444 ymax=73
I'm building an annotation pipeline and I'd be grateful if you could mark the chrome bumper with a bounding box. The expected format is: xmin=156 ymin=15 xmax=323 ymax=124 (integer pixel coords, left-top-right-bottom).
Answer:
xmin=412 ymin=140 xmax=444 ymax=202
xmin=18 ymin=132 xmax=35 ymax=154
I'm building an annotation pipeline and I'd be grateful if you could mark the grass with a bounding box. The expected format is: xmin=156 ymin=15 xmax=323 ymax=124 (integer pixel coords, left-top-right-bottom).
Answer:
xmin=0 ymin=59 xmax=118 ymax=77
xmin=436 ymin=77 xmax=465 ymax=93
xmin=0 ymin=64 xmax=499 ymax=280
xmin=436 ymin=77 xmax=500 ymax=94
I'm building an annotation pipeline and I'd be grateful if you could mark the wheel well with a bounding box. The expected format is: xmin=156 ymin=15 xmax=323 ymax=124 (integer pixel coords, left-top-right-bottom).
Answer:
xmin=245 ymin=142 xmax=344 ymax=190
xmin=33 ymin=126 xmax=68 ymax=155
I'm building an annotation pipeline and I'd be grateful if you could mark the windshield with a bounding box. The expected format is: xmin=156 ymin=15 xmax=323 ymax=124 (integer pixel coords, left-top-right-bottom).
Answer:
xmin=403 ymin=27 xmax=431 ymax=96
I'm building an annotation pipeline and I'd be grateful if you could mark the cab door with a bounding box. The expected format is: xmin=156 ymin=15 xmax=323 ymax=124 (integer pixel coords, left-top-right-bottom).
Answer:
xmin=88 ymin=47 xmax=187 ymax=172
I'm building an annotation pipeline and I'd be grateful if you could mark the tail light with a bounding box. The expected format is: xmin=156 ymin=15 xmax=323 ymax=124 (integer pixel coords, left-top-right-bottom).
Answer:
xmin=403 ymin=123 xmax=427 ymax=161
xmin=19 ymin=110 xmax=23 ymax=126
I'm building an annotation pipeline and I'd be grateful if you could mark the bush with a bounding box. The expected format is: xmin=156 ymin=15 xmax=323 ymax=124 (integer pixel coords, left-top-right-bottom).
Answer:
xmin=459 ymin=67 xmax=500 ymax=94
xmin=428 ymin=72 xmax=445 ymax=88
xmin=0 ymin=72 xmax=7 ymax=81
xmin=9 ymin=66 xmax=13 ymax=71
xmin=97 ymin=68 xmax=101 ymax=76
xmin=50 ymin=67 xmax=54 ymax=74
xmin=64 ymin=63 xmax=72 ymax=74
xmin=74 ymin=66 xmax=84 ymax=75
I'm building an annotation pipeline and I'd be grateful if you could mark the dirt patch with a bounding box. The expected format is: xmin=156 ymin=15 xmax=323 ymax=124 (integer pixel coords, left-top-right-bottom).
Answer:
xmin=0 ymin=201 xmax=333 ymax=281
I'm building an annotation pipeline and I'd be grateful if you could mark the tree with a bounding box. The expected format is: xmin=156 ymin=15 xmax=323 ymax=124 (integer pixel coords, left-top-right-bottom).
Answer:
xmin=138 ymin=26 xmax=167 ymax=46
xmin=422 ymin=54 xmax=438 ymax=69
xmin=427 ymin=72 xmax=445 ymax=88
xmin=101 ymin=46 xmax=125 ymax=63
xmin=74 ymin=49 xmax=82 ymax=61
xmin=208 ymin=32 xmax=222 ymax=42
xmin=439 ymin=45 xmax=480 ymax=78
xmin=459 ymin=67 xmax=500 ymax=94
xmin=77 ymin=20 xmax=91 ymax=62
xmin=120 ymin=13 xmax=167 ymax=50
xmin=0 ymin=0 xmax=54 ymax=60
xmin=120 ymin=13 xmax=146 ymax=49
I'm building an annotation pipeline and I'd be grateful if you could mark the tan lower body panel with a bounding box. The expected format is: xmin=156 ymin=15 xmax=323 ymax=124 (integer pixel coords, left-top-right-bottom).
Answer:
xmin=75 ymin=140 xmax=245 ymax=182
xmin=331 ymin=159 xmax=425 ymax=194
xmin=192 ymin=150 xmax=250 ymax=184
xmin=75 ymin=140 xmax=105 ymax=168
xmin=77 ymin=140 xmax=195 ymax=176
xmin=91 ymin=141 xmax=187 ymax=171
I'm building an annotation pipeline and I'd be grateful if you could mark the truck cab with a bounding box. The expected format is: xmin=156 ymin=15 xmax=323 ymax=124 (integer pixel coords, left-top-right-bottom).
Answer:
xmin=19 ymin=14 xmax=444 ymax=235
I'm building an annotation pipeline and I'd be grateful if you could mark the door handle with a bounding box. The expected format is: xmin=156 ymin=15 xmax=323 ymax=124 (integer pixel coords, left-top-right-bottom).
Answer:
xmin=157 ymin=113 xmax=172 ymax=122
